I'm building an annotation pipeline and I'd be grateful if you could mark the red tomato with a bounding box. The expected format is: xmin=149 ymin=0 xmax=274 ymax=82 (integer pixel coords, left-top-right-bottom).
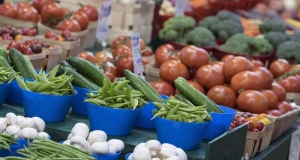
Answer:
xmin=77 ymin=52 xmax=95 ymax=62
xmin=261 ymin=90 xmax=278 ymax=110
xmin=113 ymin=45 xmax=132 ymax=58
xmin=207 ymin=85 xmax=237 ymax=108
xmin=195 ymin=65 xmax=225 ymax=90
xmin=17 ymin=6 xmax=39 ymax=22
xmin=277 ymin=76 xmax=300 ymax=92
xmin=141 ymin=48 xmax=153 ymax=57
xmin=179 ymin=45 xmax=209 ymax=68
xmin=222 ymin=56 xmax=253 ymax=83
xmin=99 ymin=61 xmax=118 ymax=77
xmin=111 ymin=35 xmax=129 ymax=53
xmin=105 ymin=72 xmax=115 ymax=83
xmin=57 ymin=19 xmax=81 ymax=32
xmin=270 ymin=83 xmax=286 ymax=101
xmin=77 ymin=5 xmax=98 ymax=21
xmin=41 ymin=2 xmax=64 ymax=25
xmin=31 ymin=0 xmax=54 ymax=13
xmin=20 ymin=45 xmax=34 ymax=55
xmin=124 ymin=38 xmax=147 ymax=52
xmin=159 ymin=60 xmax=189 ymax=83
xmin=237 ymin=90 xmax=268 ymax=113
xmin=278 ymin=101 xmax=293 ymax=114
xmin=266 ymin=110 xmax=282 ymax=117
xmin=269 ymin=59 xmax=291 ymax=78
xmin=94 ymin=51 xmax=113 ymax=64
xmin=230 ymin=71 xmax=263 ymax=94
xmin=72 ymin=12 xmax=89 ymax=31
xmin=175 ymin=80 xmax=206 ymax=94
xmin=209 ymin=61 xmax=224 ymax=73
xmin=221 ymin=55 xmax=234 ymax=63
xmin=116 ymin=57 xmax=134 ymax=76
xmin=155 ymin=44 xmax=179 ymax=67
xmin=0 ymin=2 xmax=18 ymax=18
xmin=7 ymin=41 xmax=21 ymax=51
xmin=253 ymin=67 xmax=273 ymax=89
xmin=150 ymin=80 xmax=175 ymax=96
xmin=15 ymin=2 xmax=31 ymax=10
xmin=251 ymin=60 xmax=264 ymax=68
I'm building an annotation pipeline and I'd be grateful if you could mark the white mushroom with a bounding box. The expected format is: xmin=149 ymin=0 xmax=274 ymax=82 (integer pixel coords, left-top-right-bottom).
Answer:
xmin=37 ymin=132 xmax=50 ymax=139
xmin=6 ymin=112 xmax=18 ymax=125
xmin=67 ymin=133 xmax=72 ymax=140
xmin=145 ymin=140 xmax=161 ymax=157
xmin=151 ymin=158 xmax=160 ymax=160
xmin=5 ymin=125 xmax=21 ymax=138
xmin=87 ymin=130 xmax=107 ymax=144
xmin=166 ymin=156 xmax=180 ymax=160
xmin=19 ymin=118 xmax=35 ymax=129
xmin=90 ymin=142 xmax=110 ymax=154
xmin=63 ymin=140 xmax=71 ymax=145
xmin=0 ymin=118 xmax=7 ymax=133
xmin=107 ymin=139 xmax=124 ymax=152
xmin=159 ymin=147 xmax=177 ymax=160
xmin=71 ymin=123 xmax=89 ymax=139
xmin=19 ymin=128 xmax=38 ymax=140
xmin=128 ymin=154 xmax=133 ymax=160
xmin=132 ymin=146 xmax=151 ymax=160
xmin=134 ymin=142 xmax=146 ymax=152
xmin=70 ymin=136 xmax=89 ymax=150
xmin=175 ymin=148 xmax=187 ymax=160
xmin=161 ymin=143 xmax=177 ymax=150
xmin=16 ymin=116 xmax=25 ymax=127
xmin=108 ymin=146 xmax=116 ymax=154
xmin=32 ymin=117 xmax=45 ymax=132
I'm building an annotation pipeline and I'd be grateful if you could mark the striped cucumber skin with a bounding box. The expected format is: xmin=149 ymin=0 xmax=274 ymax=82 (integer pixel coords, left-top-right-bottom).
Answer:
xmin=0 ymin=56 xmax=11 ymax=68
xmin=0 ymin=47 xmax=8 ymax=62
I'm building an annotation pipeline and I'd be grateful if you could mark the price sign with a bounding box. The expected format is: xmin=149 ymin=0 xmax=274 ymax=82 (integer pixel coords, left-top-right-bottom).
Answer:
xmin=175 ymin=0 xmax=187 ymax=16
xmin=131 ymin=33 xmax=144 ymax=75
xmin=96 ymin=1 xmax=112 ymax=42
xmin=289 ymin=128 xmax=300 ymax=160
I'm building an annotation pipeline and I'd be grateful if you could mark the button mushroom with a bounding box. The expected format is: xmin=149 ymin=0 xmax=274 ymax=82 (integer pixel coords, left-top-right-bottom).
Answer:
xmin=63 ymin=140 xmax=71 ymax=145
xmin=132 ymin=146 xmax=151 ymax=160
xmin=19 ymin=128 xmax=38 ymax=140
xmin=0 ymin=118 xmax=7 ymax=133
xmin=161 ymin=143 xmax=177 ymax=150
xmin=166 ymin=156 xmax=180 ymax=160
xmin=70 ymin=136 xmax=89 ymax=150
xmin=145 ymin=140 xmax=161 ymax=157
xmin=6 ymin=112 xmax=18 ymax=126
xmin=37 ymin=132 xmax=50 ymax=139
xmin=16 ymin=116 xmax=25 ymax=126
xmin=71 ymin=123 xmax=89 ymax=139
xmin=159 ymin=147 xmax=178 ymax=160
xmin=134 ymin=142 xmax=146 ymax=152
xmin=176 ymin=148 xmax=187 ymax=160
xmin=90 ymin=142 xmax=110 ymax=154
xmin=107 ymin=139 xmax=124 ymax=153
xmin=19 ymin=118 xmax=35 ymax=129
xmin=32 ymin=117 xmax=45 ymax=132
xmin=5 ymin=125 xmax=21 ymax=138
xmin=67 ymin=133 xmax=72 ymax=140
xmin=87 ymin=130 xmax=107 ymax=145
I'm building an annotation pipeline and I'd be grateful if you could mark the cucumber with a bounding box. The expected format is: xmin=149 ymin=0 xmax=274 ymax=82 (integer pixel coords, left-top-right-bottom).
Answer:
xmin=0 ymin=47 xmax=8 ymax=62
xmin=0 ymin=56 xmax=11 ymax=68
xmin=66 ymin=57 xmax=109 ymax=87
xmin=9 ymin=48 xmax=36 ymax=79
xmin=174 ymin=77 xmax=223 ymax=113
xmin=59 ymin=61 xmax=75 ymax=69
xmin=124 ymin=69 xmax=163 ymax=103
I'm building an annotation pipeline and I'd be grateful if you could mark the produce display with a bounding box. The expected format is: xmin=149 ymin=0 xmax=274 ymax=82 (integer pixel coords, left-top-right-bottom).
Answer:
xmin=0 ymin=66 xmax=16 ymax=84
xmin=7 ymin=40 xmax=52 ymax=55
xmin=0 ymin=2 xmax=39 ymax=22
xmin=0 ymin=133 xmax=16 ymax=150
xmin=230 ymin=113 xmax=270 ymax=132
xmin=0 ymin=26 xmax=37 ymax=40
xmin=44 ymin=30 xmax=79 ymax=42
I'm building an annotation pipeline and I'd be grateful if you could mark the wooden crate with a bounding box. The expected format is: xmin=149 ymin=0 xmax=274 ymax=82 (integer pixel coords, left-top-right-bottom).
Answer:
xmin=258 ymin=118 xmax=275 ymax=152
xmin=0 ymin=15 xmax=37 ymax=29
xmin=139 ymin=25 xmax=153 ymax=44
xmin=140 ymin=0 xmax=155 ymax=25
xmin=145 ymin=61 xmax=159 ymax=82
xmin=244 ymin=130 xmax=264 ymax=159
xmin=57 ymin=0 xmax=107 ymax=11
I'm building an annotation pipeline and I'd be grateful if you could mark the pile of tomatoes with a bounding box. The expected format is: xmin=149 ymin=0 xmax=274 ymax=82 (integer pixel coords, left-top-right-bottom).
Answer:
xmin=44 ymin=30 xmax=79 ymax=42
xmin=231 ymin=113 xmax=270 ymax=132
xmin=150 ymin=44 xmax=296 ymax=117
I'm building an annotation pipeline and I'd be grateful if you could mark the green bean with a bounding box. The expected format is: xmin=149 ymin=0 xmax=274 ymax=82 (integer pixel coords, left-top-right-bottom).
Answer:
xmin=167 ymin=100 xmax=191 ymax=108
xmin=49 ymin=65 xmax=59 ymax=78
xmin=16 ymin=76 xmax=29 ymax=90
xmin=103 ymin=95 xmax=127 ymax=102
xmin=109 ymin=102 xmax=130 ymax=108
xmin=151 ymin=111 xmax=168 ymax=120
xmin=37 ymin=82 xmax=54 ymax=93
xmin=166 ymin=103 xmax=179 ymax=117
xmin=132 ymin=98 xmax=139 ymax=110
xmin=84 ymin=98 xmax=107 ymax=106
xmin=114 ymin=80 xmax=130 ymax=90
xmin=166 ymin=115 xmax=180 ymax=121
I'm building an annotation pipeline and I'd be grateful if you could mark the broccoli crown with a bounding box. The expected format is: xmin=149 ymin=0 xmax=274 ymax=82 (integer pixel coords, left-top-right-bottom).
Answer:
xmin=259 ymin=19 xmax=287 ymax=34
xmin=251 ymin=38 xmax=274 ymax=55
xmin=198 ymin=16 xmax=221 ymax=29
xmin=291 ymin=31 xmax=300 ymax=43
xmin=276 ymin=41 xmax=300 ymax=62
xmin=264 ymin=31 xmax=289 ymax=49
xmin=185 ymin=27 xmax=216 ymax=47
xmin=216 ymin=10 xmax=241 ymax=23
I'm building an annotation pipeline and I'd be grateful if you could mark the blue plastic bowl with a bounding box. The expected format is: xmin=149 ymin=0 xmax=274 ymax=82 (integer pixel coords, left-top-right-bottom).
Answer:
xmin=203 ymin=105 xmax=236 ymax=140
xmin=0 ymin=82 xmax=12 ymax=108
xmin=134 ymin=95 xmax=169 ymax=129
xmin=125 ymin=153 xmax=132 ymax=160
xmin=93 ymin=152 xmax=121 ymax=160
xmin=6 ymin=78 xmax=34 ymax=104
xmin=21 ymin=88 xmax=76 ymax=122
xmin=154 ymin=117 xmax=210 ymax=150
xmin=5 ymin=139 xmax=31 ymax=157
xmin=0 ymin=149 xmax=7 ymax=156
xmin=85 ymin=102 xmax=142 ymax=136
xmin=71 ymin=86 xmax=94 ymax=116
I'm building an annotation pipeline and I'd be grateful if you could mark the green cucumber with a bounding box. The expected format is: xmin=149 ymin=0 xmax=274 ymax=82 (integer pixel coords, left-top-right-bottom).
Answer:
xmin=0 ymin=47 xmax=8 ymax=62
xmin=0 ymin=56 xmax=11 ymax=68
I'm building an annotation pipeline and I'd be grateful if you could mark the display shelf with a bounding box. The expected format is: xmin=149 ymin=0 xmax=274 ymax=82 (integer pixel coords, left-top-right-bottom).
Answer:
xmin=0 ymin=103 xmax=247 ymax=160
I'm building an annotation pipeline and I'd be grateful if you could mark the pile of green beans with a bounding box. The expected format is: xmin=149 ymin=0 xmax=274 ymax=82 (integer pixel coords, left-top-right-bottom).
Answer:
xmin=0 ymin=133 xmax=17 ymax=150
xmin=85 ymin=79 xmax=147 ymax=109
xmin=16 ymin=65 xmax=75 ymax=95
xmin=152 ymin=96 xmax=212 ymax=123
xmin=0 ymin=67 xmax=16 ymax=84
xmin=15 ymin=138 xmax=95 ymax=160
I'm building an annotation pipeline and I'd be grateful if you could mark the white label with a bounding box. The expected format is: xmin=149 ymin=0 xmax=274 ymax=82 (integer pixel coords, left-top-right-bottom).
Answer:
xmin=96 ymin=1 xmax=112 ymax=41
xmin=175 ymin=0 xmax=187 ymax=16
xmin=131 ymin=33 xmax=144 ymax=75
xmin=289 ymin=129 xmax=300 ymax=160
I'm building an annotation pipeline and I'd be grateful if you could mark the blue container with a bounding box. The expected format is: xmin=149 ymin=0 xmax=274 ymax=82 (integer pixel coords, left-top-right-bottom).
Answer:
xmin=21 ymin=88 xmax=76 ymax=122
xmin=203 ymin=105 xmax=236 ymax=140
xmin=0 ymin=149 xmax=7 ymax=156
xmin=6 ymin=78 xmax=34 ymax=104
xmin=125 ymin=153 xmax=132 ymax=160
xmin=86 ymin=102 xmax=142 ymax=136
xmin=134 ymin=95 xmax=169 ymax=129
xmin=0 ymin=82 xmax=12 ymax=108
xmin=72 ymin=86 xmax=93 ymax=116
xmin=5 ymin=139 xmax=31 ymax=157
xmin=154 ymin=117 xmax=210 ymax=150
xmin=93 ymin=152 xmax=121 ymax=160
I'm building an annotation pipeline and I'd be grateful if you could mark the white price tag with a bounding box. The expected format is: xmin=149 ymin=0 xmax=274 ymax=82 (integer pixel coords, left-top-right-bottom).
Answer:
xmin=175 ymin=0 xmax=187 ymax=16
xmin=131 ymin=33 xmax=144 ymax=75
xmin=96 ymin=1 xmax=112 ymax=42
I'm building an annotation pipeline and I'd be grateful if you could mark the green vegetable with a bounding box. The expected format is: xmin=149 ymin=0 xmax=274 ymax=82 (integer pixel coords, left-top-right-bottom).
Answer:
xmin=216 ymin=10 xmax=241 ymax=23
xmin=290 ymin=31 xmax=300 ymax=43
xmin=0 ymin=47 xmax=8 ymax=62
xmin=251 ymin=38 xmax=274 ymax=55
xmin=185 ymin=27 xmax=216 ymax=47
xmin=0 ymin=133 xmax=17 ymax=150
xmin=0 ymin=67 xmax=17 ymax=84
xmin=259 ymin=19 xmax=287 ymax=34
xmin=264 ymin=31 xmax=290 ymax=49
xmin=276 ymin=41 xmax=300 ymax=63
xmin=0 ymin=56 xmax=12 ymax=69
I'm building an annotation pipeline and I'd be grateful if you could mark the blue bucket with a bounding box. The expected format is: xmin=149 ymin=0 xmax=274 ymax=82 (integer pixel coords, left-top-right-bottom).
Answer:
xmin=0 ymin=149 xmax=7 ymax=156
xmin=134 ymin=95 xmax=169 ymax=129
xmin=125 ymin=153 xmax=132 ymax=160
xmin=86 ymin=102 xmax=142 ymax=136
xmin=93 ymin=152 xmax=121 ymax=160
xmin=154 ymin=117 xmax=210 ymax=150
xmin=6 ymin=78 xmax=34 ymax=104
xmin=21 ymin=88 xmax=76 ymax=122
xmin=5 ymin=139 xmax=31 ymax=157
xmin=203 ymin=105 xmax=236 ymax=140
xmin=71 ymin=86 xmax=94 ymax=116
xmin=0 ymin=82 xmax=12 ymax=108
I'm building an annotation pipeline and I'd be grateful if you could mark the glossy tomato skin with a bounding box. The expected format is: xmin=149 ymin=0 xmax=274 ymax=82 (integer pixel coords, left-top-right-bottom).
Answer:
xmin=270 ymin=83 xmax=286 ymax=101
xmin=124 ymin=38 xmax=147 ymax=51
xmin=99 ymin=61 xmax=118 ymax=77
xmin=41 ymin=2 xmax=64 ymax=24
xmin=155 ymin=44 xmax=178 ymax=67
xmin=7 ymin=41 xmax=21 ymax=51
xmin=179 ymin=45 xmax=209 ymax=68
xmin=175 ymin=80 xmax=206 ymax=94
xmin=111 ymin=35 xmax=128 ymax=52
xmin=77 ymin=52 xmax=95 ymax=62
xmin=150 ymin=80 xmax=175 ymax=96
xmin=0 ymin=2 xmax=18 ymax=18
xmin=16 ymin=2 xmax=31 ymax=10
xmin=278 ymin=101 xmax=293 ymax=114
xmin=222 ymin=56 xmax=253 ymax=83
xmin=31 ymin=0 xmax=54 ymax=13
xmin=116 ymin=57 xmax=134 ymax=77
xmin=251 ymin=60 xmax=264 ymax=68
xmin=113 ymin=45 xmax=132 ymax=58
xmin=221 ymin=55 xmax=234 ymax=63
xmin=94 ymin=51 xmax=113 ymax=64
xmin=230 ymin=71 xmax=262 ymax=94
xmin=209 ymin=61 xmax=224 ymax=73
xmin=207 ymin=85 xmax=236 ymax=108
xmin=253 ymin=67 xmax=273 ymax=89
xmin=57 ymin=19 xmax=81 ymax=32
xmin=159 ymin=60 xmax=189 ymax=83
xmin=261 ymin=90 xmax=278 ymax=110
xmin=237 ymin=90 xmax=268 ymax=113
xmin=77 ymin=5 xmax=98 ymax=21
xmin=195 ymin=65 xmax=225 ymax=90
xmin=72 ymin=12 xmax=89 ymax=30
xmin=269 ymin=59 xmax=291 ymax=78
xmin=17 ymin=6 xmax=39 ymax=22
xmin=277 ymin=76 xmax=300 ymax=92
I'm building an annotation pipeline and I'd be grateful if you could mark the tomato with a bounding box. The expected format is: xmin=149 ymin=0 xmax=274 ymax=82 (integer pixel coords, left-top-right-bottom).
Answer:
xmin=155 ymin=44 xmax=179 ymax=67
xmin=222 ymin=56 xmax=253 ymax=83
xmin=72 ymin=12 xmax=89 ymax=31
xmin=237 ymin=90 xmax=268 ymax=113
xmin=57 ymin=19 xmax=81 ymax=32
xmin=62 ymin=7 xmax=71 ymax=16
xmin=209 ymin=61 xmax=224 ymax=73
xmin=278 ymin=101 xmax=293 ymax=114
xmin=116 ymin=57 xmax=134 ymax=76
xmin=7 ymin=41 xmax=21 ymax=51
xmin=261 ymin=90 xmax=278 ymax=110
xmin=159 ymin=60 xmax=189 ymax=83
xmin=77 ymin=5 xmax=98 ymax=21
xmin=77 ymin=52 xmax=95 ymax=62
xmin=31 ymin=0 xmax=54 ymax=13
xmin=17 ymin=6 xmax=39 ymax=22
xmin=179 ymin=45 xmax=209 ymax=68
xmin=111 ymin=35 xmax=129 ymax=52
xmin=195 ymin=65 xmax=225 ymax=90
xmin=20 ymin=45 xmax=34 ymax=55
xmin=41 ymin=2 xmax=64 ymax=25
xmin=269 ymin=59 xmax=291 ymax=78
xmin=150 ymin=80 xmax=175 ymax=96
xmin=99 ymin=61 xmax=118 ymax=77
xmin=246 ymin=116 xmax=259 ymax=128
xmin=253 ymin=67 xmax=273 ymax=89
xmin=0 ymin=2 xmax=18 ymax=18
xmin=124 ymin=38 xmax=147 ymax=51
xmin=105 ymin=72 xmax=115 ymax=83
xmin=230 ymin=71 xmax=262 ymax=94
xmin=113 ymin=45 xmax=132 ymax=58
xmin=16 ymin=2 xmax=31 ymax=10
xmin=270 ymin=83 xmax=286 ymax=101
xmin=221 ymin=55 xmax=234 ymax=63
xmin=277 ymin=76 xmax=300 ymax=92
xmin=142 ymin=56 xmax=151 ymax=66
xmin=207 ymin=85 xmax=236 ymax=108
xmin=289 ymin=64 xmax=300 ymax=72
xmin=94 ymin=51 xmax=113 ymax=64
xmin=251 ymin=60 xmax=264 ymax=68
xmin=266 ymin=110 xmax=282 ymax=117
xmin=175 ymin=80 xmax=206 ymax=94
xmin=141 ymin=47 xmax=153 ymax=57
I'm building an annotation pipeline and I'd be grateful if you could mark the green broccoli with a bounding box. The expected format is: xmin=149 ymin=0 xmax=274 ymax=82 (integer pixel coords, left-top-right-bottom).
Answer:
xmin=185 ymin=27 xmax=216 ymax=47
xmin=276 ymin=41 xmax=300 ymax=62
xmin=198 ymin=16 xmax=221 ymax=29
xmin=251 ymin=38 xmax=274 ymax=55
xmin=259 ymin=19 xmax=287 ymax=34
xmin=264 ymin=31 xmax=290 ymax=49
xmin=219 ymin=34 xmax=253 ymax=54
xmin=290 ymin=31 xmax=300 ymax=43
xmin=216 ymin=10 xmax=241 ymax=23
